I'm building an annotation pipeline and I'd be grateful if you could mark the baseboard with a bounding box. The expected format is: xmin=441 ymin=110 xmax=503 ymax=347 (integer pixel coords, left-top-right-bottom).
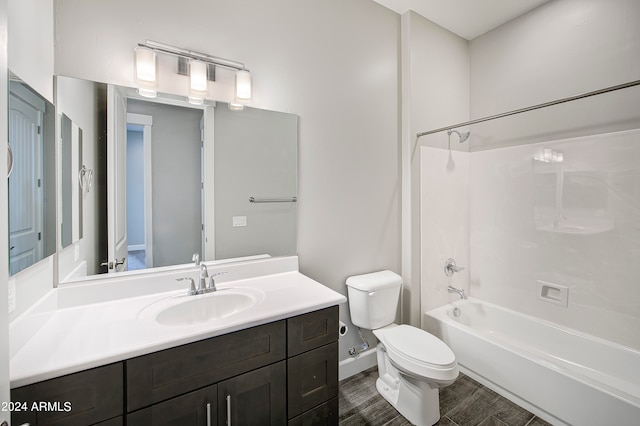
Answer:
xmin=338 ymin=347 xmax=377 ymax=381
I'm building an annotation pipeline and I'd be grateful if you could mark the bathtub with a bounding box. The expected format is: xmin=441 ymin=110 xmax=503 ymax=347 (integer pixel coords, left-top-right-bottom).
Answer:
xmin=424 ymin=298 xmax=640 ymax=426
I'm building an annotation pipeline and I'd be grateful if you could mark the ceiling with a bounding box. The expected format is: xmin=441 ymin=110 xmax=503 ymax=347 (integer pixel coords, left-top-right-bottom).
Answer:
xmin=372 ymin=0 xmax=551 ymax=40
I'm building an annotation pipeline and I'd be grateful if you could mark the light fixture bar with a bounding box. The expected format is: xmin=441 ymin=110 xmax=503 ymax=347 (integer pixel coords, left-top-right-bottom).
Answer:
xmin=140 ymin=40 xmax=248 ymax=72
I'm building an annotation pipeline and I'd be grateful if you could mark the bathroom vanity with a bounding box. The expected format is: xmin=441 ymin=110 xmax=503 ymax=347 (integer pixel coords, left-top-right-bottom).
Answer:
xmin=9 ymin=257 xmax=345 ymax=425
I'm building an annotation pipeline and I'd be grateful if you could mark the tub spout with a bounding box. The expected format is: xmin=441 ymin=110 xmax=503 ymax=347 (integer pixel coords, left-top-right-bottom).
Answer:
xmin=447 ymin=285 xmax=467 ymax=300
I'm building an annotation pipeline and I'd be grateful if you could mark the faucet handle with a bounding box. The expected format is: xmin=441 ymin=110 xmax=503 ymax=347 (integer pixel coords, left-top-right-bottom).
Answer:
xmin=192 ymin=253 xmax=200 ymax=266
xmin=177 ymin=277 xmax=197 ymax=295
xmin=207 ymin=272 xmax=227 ymax=291
xmin=444 ymin=258 xmax=465 ymax=277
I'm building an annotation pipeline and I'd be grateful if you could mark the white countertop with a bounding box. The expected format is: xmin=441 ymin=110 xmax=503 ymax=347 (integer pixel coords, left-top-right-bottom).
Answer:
xmin=10 ymin=257 xmax=346 ymax=388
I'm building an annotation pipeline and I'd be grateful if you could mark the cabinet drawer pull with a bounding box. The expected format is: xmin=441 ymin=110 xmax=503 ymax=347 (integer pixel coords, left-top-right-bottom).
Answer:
xmin=206 ymin=402 xmax=212 ymax=426
xmin=226 ymin=394 xmax=232 ymax=426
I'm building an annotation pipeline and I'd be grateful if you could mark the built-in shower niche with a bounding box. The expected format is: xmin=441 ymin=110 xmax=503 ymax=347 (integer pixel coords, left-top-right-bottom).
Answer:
xmin=533 ymin=145 xmax=615 ymax=236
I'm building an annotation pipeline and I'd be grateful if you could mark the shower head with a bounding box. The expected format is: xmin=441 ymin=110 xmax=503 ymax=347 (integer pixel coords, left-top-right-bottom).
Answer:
xmin=447 ymin=129 xmax=470 ymax=143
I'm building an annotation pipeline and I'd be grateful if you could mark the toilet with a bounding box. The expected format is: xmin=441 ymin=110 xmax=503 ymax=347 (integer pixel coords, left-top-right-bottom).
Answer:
xmin=346 ymin=270 xmax=458 ymax=426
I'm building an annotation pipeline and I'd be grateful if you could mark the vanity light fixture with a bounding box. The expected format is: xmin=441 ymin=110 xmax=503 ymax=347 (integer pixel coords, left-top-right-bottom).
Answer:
xmin=134 ymin=46 xmax=158 ymax=98
xmin=235 ymin=69 xmax=252 ymax=102
xmin=135 ymin=40 xmax=252 ymax=104
xmin=188 ymin=59 xmax=208 ymax=105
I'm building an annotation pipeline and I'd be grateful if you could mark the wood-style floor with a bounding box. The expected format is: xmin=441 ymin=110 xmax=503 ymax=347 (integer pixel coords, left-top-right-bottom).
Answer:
xmin=338 ymin=367 xmax=552 ymax=426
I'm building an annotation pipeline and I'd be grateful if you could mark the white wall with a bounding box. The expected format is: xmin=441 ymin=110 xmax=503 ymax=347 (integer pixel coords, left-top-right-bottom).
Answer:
xmin=470 ymin=0 xmax=640 ymax=119
xmin=54 ymin=0 xmax=400 ymax=361
xmin=8 ymin=0 xmax=54 ymax=102
xmin=402 ymin=11 xmax=469 ymax=325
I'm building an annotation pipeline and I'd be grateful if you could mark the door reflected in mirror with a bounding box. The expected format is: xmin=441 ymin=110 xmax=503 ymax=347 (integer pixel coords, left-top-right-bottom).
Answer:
xmin=56 ymin=76 xmax=298 ymax=283
xmin=8 ymin=72 xmax=56 ymax=276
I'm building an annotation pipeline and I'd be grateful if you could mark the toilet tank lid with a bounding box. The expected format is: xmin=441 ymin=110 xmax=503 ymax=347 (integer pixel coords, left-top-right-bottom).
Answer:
xmin=346 ymin=270 xmax=402 ymax=291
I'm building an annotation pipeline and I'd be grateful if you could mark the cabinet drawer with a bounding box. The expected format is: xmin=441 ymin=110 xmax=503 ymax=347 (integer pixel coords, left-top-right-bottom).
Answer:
xmin=11 ymin=363 xmax=123 ymax=426
xmin=287 ymin=306 xmax=339 ymax=357
xmin=287 ymin=342 xmax=338 ymax=419
xmin=288 ymin=398 xmax=338 ymax=426
xmin=127 ymin=384 xmax=217 ymax=426
xmin=127 ymin=320 xmax=286 ymax=411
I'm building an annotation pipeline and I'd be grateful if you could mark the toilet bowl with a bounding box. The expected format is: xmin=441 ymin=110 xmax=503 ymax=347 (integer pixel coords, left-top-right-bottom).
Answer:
xmin=346 ymin=271 xmax=459 ymax=426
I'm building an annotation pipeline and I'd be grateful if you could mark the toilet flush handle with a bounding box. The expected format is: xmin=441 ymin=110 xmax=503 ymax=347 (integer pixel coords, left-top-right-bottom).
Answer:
xmin=368 ymin=291 xmax=376 ymax=297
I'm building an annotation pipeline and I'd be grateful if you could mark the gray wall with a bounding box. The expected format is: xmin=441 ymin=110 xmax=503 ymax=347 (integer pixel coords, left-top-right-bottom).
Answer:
xmin=214 ymin=104 xmax=297 ymax=260
xmin=126 ymin=128 xmax=145 ymax=247
xmin=127 ymin=100 xmax=203 ymax=267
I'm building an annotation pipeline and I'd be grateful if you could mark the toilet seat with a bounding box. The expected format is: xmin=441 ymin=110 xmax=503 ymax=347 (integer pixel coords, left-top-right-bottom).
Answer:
xmin=374 ymin=324 xmax=458 ymax=383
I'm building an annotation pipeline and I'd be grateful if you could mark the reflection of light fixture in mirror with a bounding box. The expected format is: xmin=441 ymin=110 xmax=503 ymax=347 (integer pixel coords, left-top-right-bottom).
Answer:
xmin=134 ymin=46 xmax=157 ymax=98
xmin=235 ymin=70 xmax=252 ymax=102
xmin=188 ymin=96 xmax=205 ymax=106
xmin=228 ymin=102 xmax=245 ymax=111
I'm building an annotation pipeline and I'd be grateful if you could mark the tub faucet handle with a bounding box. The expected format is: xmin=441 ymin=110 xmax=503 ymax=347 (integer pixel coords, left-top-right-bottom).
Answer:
xmin=444 ymin=258 xmax=465 ymax=276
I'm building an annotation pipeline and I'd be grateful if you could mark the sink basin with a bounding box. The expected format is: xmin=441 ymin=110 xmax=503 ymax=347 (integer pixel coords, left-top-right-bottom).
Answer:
xmin=139 ymin=287 xmax=264 ymax=326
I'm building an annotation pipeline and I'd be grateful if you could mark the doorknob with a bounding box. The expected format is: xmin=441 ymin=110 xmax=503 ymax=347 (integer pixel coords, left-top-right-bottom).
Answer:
xmin=101 ymin=258 xmax=125 ymax=270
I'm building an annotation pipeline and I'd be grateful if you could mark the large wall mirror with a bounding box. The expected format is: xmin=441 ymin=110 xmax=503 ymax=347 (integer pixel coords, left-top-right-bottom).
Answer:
xmin=8 ymin=72 xmax=56 ymax=276
xmin=57 ymin=76 xmax=298 ymax=283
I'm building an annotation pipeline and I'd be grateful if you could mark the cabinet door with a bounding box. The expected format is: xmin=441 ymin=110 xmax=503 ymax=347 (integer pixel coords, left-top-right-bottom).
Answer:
xmin=287 ymin=342 xmax=338 ymax=419
xmin=217 ymin=361 xmax=286 ymax=426
xmin=127 ymin=384 xmax=217 ymax=426
xmin=11 ymin=363 xmax=123 ymax=426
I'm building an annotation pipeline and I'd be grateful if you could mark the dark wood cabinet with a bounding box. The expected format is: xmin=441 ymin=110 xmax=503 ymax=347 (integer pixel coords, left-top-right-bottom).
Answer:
xmin=127 ymin=384 xmax=217 ymax=426
xmin=218 ymin=361 xmax=287 ymax=425
xmin=126 ymin=320 xmax=286 ymax=412
xmin=11 ymin=306 xmax=339 ymax=426
xmin=11 ymin=363 xmax=123 ymax=426
xmin=288 ymin=342 xmax=338 ymax=419
xmin=287 ymin=306 xmax=339 ymax=425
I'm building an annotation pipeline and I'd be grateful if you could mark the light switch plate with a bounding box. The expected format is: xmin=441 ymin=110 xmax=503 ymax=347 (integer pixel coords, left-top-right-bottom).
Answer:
xmin=232 ymin=216 xmax=247 ymax=227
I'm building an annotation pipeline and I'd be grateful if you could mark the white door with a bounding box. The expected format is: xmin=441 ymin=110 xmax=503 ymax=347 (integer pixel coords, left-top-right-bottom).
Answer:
xmin=8 ymin=90 xmax=44 ymax=275
xmin=106 ymin=85 xmax=128 ymax=273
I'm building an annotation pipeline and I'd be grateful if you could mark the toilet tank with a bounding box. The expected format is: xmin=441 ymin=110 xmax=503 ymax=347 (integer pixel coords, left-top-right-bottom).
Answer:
xmin=346 ymin=270 xmax=402 ymax=329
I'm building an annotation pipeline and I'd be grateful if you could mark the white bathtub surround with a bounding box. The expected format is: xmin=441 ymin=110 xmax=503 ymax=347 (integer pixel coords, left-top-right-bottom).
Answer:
xmin=469 ymin=129 xmax=640 ymax=350
xmin=425 ymin=298 xmax=640 ymax=426
xmin=10 ymin=256 xmax=346 ymax=388
xmin=420 ymin=147 xmax=470 ymax=314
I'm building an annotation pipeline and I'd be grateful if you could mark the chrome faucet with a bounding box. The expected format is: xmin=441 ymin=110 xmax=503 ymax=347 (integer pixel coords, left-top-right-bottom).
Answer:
xmin=198 ymin=262 xmax=226 ymax=294
xmin=199 ymin=262 xmax=210 ymax=293
xmin=447 ymin=285 xmax=467 ymax=300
